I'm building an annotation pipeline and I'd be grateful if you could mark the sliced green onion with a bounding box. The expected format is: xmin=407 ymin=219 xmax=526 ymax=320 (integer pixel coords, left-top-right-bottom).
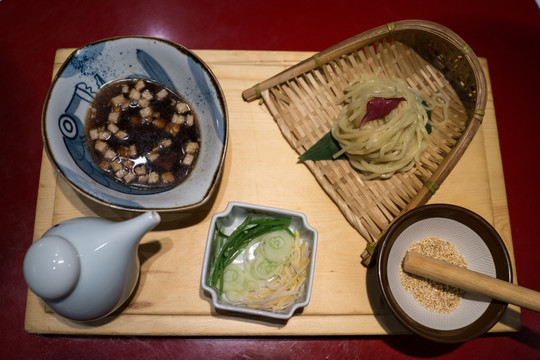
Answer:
xmin=261 ymin=229 xmax=294 ymax=263
xmin=208 ymin=215 xmax=293 ymax=298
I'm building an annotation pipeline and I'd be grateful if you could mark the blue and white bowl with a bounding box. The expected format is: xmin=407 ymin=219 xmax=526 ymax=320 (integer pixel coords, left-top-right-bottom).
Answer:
xmin=42 ymin=36 xmax=228 ymax=211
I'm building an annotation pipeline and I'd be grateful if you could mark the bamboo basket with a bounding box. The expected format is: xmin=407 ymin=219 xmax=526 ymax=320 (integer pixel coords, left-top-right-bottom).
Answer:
xmin=242 ymin=20 xmax=487 ymax=265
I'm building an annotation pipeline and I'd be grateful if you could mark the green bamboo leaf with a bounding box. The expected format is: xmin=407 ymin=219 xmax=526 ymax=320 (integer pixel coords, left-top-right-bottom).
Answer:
xmin=423 ymin=101 xmax=432 ymax=134
xmin=298 ymin=132 xmax=346 ymax=161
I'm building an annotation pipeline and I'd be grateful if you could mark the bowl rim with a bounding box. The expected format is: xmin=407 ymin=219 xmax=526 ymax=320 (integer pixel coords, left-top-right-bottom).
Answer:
xmin=200 ymin=201 xmax=318 ymax=320
xmin=376 ymin=203 xmax=512 ymax=343
xmin=41 ymin=35 xmax=229 ymax=212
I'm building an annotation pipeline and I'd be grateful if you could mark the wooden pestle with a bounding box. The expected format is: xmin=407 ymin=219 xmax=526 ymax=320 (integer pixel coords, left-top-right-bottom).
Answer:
xmin=402 ymin=251 xmax=540 ymax=312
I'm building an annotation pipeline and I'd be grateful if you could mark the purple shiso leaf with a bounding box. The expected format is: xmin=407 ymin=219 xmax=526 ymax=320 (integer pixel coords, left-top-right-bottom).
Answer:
xmin=359 ymin=97 xmax=406 ymax=129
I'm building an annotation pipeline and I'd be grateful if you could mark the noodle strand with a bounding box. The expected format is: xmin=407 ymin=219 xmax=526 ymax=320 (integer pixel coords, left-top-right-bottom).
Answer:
xmin=331 ymin=77 xmax=447 ymax=180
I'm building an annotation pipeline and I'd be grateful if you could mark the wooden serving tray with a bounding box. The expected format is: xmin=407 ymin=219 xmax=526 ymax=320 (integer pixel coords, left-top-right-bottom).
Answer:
xmin=25 ymin=49 xmax=520 ymax=336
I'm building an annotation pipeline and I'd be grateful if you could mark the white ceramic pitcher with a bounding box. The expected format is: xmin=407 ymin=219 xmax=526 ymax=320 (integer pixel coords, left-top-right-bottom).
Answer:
xmin=23 ymin=211 xmax=160 ymax=321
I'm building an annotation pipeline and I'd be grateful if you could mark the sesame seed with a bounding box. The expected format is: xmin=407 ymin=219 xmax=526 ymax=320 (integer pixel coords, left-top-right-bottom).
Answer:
xmin=400 ymin=236 xmax=467 ymax=313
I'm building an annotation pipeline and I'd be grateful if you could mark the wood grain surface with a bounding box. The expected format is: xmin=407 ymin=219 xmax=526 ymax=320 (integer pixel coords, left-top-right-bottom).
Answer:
xmin=24 ymin=49 xmax=520 ymax=336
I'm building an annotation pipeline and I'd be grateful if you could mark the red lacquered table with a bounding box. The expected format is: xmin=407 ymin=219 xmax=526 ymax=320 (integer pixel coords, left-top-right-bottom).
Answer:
xmin=1 ymin=0 xmax=539 ymax=359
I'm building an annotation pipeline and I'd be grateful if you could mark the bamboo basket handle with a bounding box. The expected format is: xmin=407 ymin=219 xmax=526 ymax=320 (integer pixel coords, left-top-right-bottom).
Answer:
xmin=403 ymin=251 xmax=540 ymax=313
xmin=241 ymin=23 xmax=391 ymax=102
xmin=241 ymin=19 xmax=486 ymax=104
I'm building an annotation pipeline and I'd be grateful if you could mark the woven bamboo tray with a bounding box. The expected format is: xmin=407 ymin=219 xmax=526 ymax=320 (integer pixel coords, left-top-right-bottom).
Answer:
xmin=242 ymin=20 xmax=487 ymax=265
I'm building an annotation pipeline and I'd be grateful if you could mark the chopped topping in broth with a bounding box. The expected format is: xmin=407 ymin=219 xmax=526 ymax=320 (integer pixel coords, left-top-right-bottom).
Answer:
xmin=85 ymin=79 xmax=200 ymax=191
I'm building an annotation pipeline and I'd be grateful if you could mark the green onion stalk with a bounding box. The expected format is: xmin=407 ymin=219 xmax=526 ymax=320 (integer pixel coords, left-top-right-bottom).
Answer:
xmin=207 ymin=216 xmax=294 ymax=298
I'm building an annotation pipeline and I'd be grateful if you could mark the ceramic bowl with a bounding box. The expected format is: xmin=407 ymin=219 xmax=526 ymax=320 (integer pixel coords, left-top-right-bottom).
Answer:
xmin=42 ymin=36 xmax=228 ymax=211
xmin=200 ymin=202 xmax=318 ymax=320
xmin=377 ymin=204 xmax=512 ymax=343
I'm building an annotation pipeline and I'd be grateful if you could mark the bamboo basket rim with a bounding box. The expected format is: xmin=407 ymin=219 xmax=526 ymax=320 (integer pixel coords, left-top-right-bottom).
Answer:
xmin=243 ymin=20 xmax=486 ymax=111
xmin=242 ymin=19 xmax=488 ymax=266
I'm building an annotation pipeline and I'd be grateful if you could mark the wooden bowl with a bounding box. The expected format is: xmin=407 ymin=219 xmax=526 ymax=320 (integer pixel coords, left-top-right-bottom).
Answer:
xmin=376 ymin=204 xmax=512 ymax=343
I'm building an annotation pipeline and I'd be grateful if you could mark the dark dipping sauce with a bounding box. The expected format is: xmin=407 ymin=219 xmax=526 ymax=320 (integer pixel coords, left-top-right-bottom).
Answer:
xmin=85 ymin=78 xmax=201 ymax=191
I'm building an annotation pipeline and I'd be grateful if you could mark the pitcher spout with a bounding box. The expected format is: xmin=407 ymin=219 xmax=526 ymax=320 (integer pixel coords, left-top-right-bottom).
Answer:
xmin=122 ymin=210 xmax=161 ymax=246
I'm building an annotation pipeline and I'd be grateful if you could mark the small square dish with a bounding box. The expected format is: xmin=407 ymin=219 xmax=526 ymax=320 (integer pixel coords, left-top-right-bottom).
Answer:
xmin=201 ymin=202 xmax=318 ymax=320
